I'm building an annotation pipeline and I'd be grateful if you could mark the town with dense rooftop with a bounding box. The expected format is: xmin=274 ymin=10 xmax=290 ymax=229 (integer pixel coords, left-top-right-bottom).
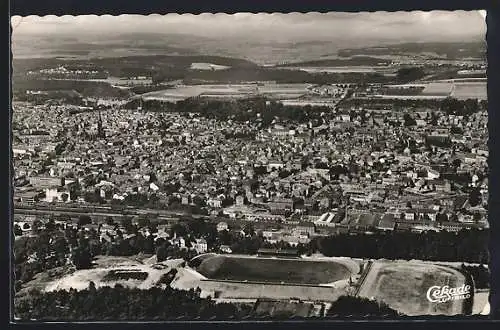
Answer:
xmin=11 ymin=11 xmax=491 ymax=321
xmin=12 ymin=78 xmax=489 ymax=236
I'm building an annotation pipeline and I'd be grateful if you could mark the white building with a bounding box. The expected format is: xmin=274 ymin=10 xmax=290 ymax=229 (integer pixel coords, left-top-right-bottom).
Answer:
xmin=170 ymin=237 xmax=186 ymax=248
xmin=216 ymin=222 xmax=229 ymax=232
xmin=207 ymin=198 xmax=222 ymax=208
xmin=194 ymin=238 xmax=208 ymax=253
xmin=220 ymin=245 xmax=232 ymax=254
xmin=44 ymin=188 xmax=71 ymax=203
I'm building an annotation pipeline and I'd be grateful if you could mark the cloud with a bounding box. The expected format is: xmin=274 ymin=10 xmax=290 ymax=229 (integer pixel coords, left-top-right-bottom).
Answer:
xmin=11 ymin=10 xmax=485 ymax=44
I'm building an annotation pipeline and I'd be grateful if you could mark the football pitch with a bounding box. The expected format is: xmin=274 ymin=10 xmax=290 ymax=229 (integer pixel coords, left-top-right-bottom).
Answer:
xmin=356 ymin=261 xmax=468 ymax=316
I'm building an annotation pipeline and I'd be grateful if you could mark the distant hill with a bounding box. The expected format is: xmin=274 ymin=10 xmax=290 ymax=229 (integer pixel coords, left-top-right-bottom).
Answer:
xmin=12 ymin=32 xmax=210 ymax=59
xmin=338 ymin=42 xmax=486 ymax=60
xmin=13 ymin=29 xmax=486 ymax=65
xmin=277 ymin=56 xmax=392 ymax=67
xmin=12 ymin=55 xmax=258 ymax=77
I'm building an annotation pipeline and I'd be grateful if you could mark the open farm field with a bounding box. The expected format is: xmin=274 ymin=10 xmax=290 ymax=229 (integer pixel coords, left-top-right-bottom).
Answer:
xmin=422 ymin=82 xmax=453 ymax=96
xmin=382 ymin=80 xmax=486 ymax=101
xmin=279 ymin=66 xmax=379 ymax=73
xmin=140 ymin=83 xmax=310 ymax=102
xmin=452 ymin=82 xmax=487 ymax=100
xmin=190 ymin=62 xmax=231 ymax=71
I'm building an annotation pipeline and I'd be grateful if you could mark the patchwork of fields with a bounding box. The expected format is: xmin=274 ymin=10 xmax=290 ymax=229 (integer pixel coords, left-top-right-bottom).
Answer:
xmin=386 ymin=81 xmax=486 ymax=100
xmin=140 ymin=83 xmax=311 ymax=101
xmin=141 ymin=79 xmax=486 ymax=103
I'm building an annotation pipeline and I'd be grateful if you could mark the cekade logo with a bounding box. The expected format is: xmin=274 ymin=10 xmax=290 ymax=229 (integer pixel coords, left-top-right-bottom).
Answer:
xmin=426 ymin=284 xmax=471 ymax=303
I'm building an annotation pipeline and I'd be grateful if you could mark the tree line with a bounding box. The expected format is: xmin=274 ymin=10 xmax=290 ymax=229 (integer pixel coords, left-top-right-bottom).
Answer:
xmin=125 ymin=97 xmax=328 ymax=127
xmin=343 ymin=97 xmax=487 ymax=116
xmin=13 ymin=78 xmax=131 ymax=98
xmin=313 ymin=229 xmax=488 ymax=264
xmin=14 ymin=284 xmax=402 ymax=321
xmin=14 ymin=285 xmax=249 ymax=321
xmin=326 ymin=296 xmax=399 ymax=318
xmin=462 ymin=264 xmax=490 ymax=289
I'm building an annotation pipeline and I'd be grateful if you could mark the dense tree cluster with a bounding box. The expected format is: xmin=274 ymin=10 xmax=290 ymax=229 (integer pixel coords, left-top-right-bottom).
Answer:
xmin=71 ymin=245 xmax=93 ymax=270
xmin=327 ymin=296 xmax=399 ymax=318
xmin=130 ymin=84 xmax=176 ymax=94
xmin=14 ymin=284 xmax=409 ymax=321
xmin=343 ymin=98 xmax=486 ymax=116
xmin=403 ymin=113 xmax=417 ymax=126
xmin=15 ymin=217 xmax=235 ymax=289
xmin=13 ymin=78 xmax=132 ymax=98
xmin=462 ymin=264 xmax=490 ymax=289
xmin=396 ymin=67 xmax=426 ymax=83
xmin=14 ymin=285 xmax=249 ymax=321
xmin=125 ymin=97 xmax=328 ymax=127
xmin=181 ymin=67 xmax=392 ymax=85
xmin=440 ymin=98 xmax=482 ymax=117
xmin=14 ymin=223 xmax=71 ymax=286
xmin=468 ymin=187 xmax=483 ymax=207
xmin=314 ymin=229 xmax=488 ymax=264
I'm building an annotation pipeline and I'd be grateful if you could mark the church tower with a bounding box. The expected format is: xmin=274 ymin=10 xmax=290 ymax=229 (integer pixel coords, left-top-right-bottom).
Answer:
xmin=97 ymin=109 xmax=105 ymax=138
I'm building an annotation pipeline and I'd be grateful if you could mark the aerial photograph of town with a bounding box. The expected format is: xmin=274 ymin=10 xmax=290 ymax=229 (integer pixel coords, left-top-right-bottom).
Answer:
xmin=11 ymin=11 xmax=489 ymax=320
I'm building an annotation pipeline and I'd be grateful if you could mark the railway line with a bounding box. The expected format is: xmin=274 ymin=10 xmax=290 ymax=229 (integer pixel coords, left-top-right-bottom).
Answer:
xmin=13 ymin=202 xmax=204 ymax=221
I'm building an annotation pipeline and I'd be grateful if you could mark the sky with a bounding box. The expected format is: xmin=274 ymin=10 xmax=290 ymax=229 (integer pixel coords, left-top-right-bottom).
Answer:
xmin=11 ymin=11 xmax=486 ymax=43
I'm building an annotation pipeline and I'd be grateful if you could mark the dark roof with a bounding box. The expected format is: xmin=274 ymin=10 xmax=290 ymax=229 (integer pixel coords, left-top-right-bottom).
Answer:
xmin=412 ymin=208 xmax=438 ymax=214
xmin=296 ymin=221 xmax=315 ymax=228
xmin=344 ymin=213 xmax=358 ymax=225
xmin=257 ymin=248 xmax=299 ymax=255
xmin=17 ymin=190 xmax=40 ymax=198
xmin=357 ymin=214 xmax=379 ymax=227
xmin=454 ymin=195 xmax=469 ymax=209
xmin=395 ymin=222 xmax=413 ymax=230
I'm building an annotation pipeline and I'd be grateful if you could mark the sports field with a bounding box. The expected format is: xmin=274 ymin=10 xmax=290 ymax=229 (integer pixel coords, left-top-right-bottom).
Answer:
xmin=357 ymin=261 xmax=468 ymax=316
xmin=170 ymin=267 xmax=348 ymax=302
xmin=196 ymin=254 xmax=355 ymax=285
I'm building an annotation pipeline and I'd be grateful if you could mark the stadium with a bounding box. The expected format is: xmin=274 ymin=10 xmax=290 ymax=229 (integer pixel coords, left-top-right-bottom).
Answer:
xmin=170 ymin=253 xmax=361 ymax=302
